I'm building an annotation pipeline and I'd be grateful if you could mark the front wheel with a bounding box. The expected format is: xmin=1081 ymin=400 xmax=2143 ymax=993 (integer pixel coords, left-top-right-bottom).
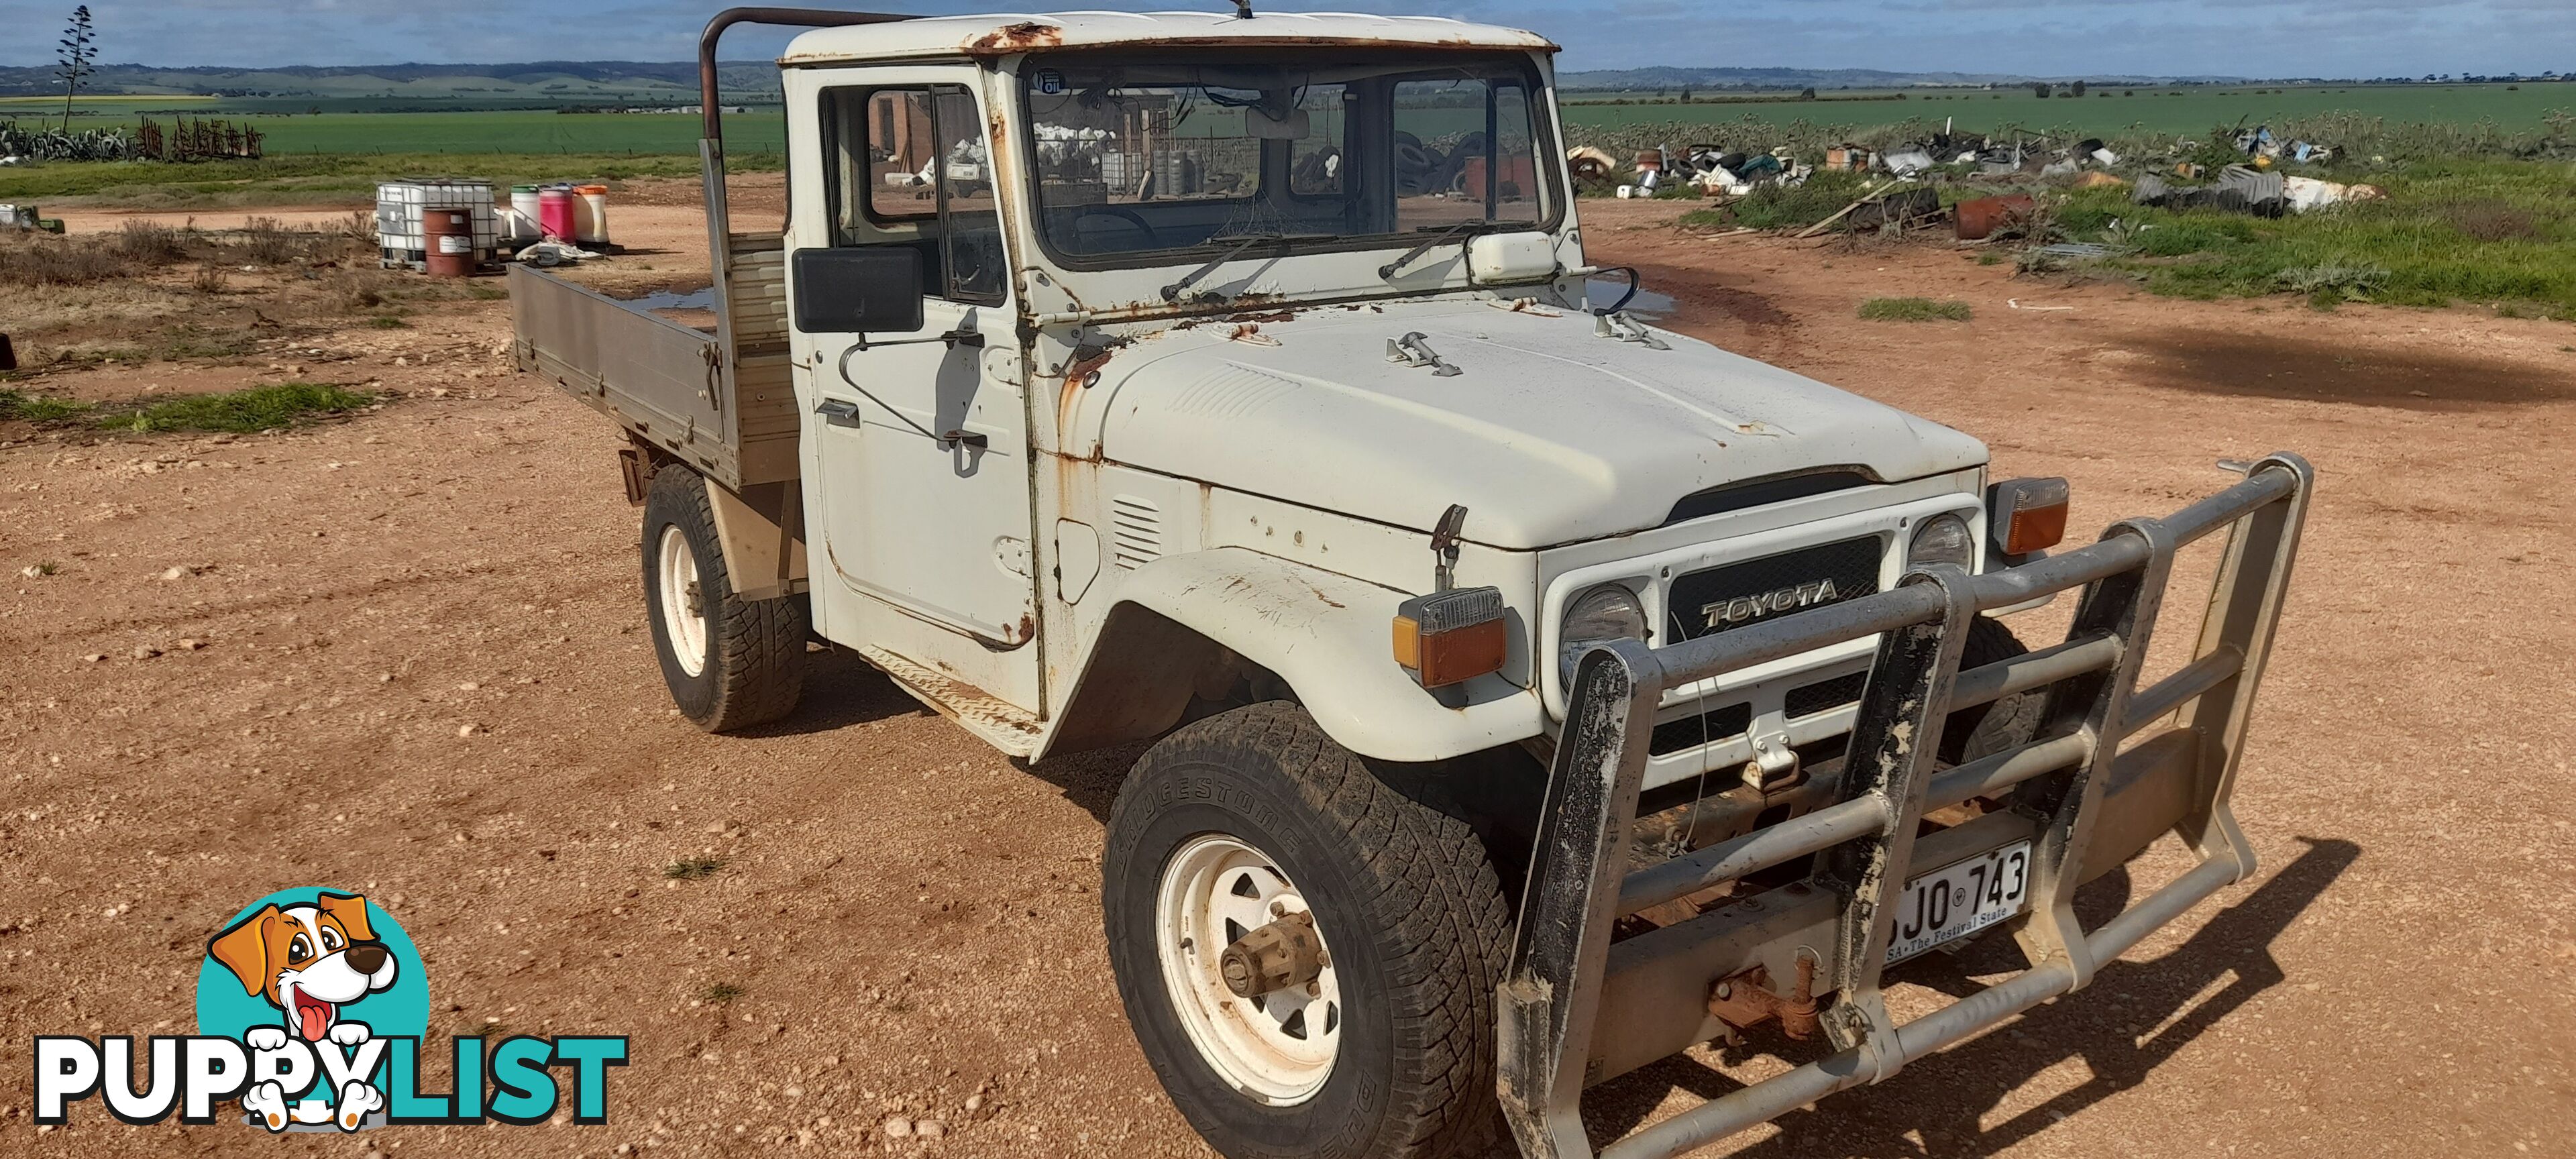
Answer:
xmin=641 ymin=464 xmax=806 ymax=732
xmin=1103 ymin=702 xmax=1509 ymax=1159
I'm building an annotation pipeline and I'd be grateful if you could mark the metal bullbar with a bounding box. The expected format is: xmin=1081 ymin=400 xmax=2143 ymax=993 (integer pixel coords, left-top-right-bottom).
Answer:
xmin=1497 ymin=453 xmax=2315 ymax=1159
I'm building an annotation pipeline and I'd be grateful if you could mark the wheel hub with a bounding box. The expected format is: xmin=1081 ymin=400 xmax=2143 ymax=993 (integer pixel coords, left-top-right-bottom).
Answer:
xmin=1219 ymin=910 xmax=1328 ymax=998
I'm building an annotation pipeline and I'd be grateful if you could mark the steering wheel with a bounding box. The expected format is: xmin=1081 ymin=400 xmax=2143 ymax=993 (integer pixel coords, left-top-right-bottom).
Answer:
xmin=1073 ymin=204 xmax=1159 ymax=248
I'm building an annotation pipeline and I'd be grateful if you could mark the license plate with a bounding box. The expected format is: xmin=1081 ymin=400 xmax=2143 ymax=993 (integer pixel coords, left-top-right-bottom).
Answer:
xmin=1885 ymin=840 xmax=2032 ymax=963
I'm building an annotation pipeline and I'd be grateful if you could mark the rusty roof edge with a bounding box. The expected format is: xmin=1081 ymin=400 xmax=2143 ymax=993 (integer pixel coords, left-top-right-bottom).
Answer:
xmin=780 ymin=19 xmax=1556 ymax=65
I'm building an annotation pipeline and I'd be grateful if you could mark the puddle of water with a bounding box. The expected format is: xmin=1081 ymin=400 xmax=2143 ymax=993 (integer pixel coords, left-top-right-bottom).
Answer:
xmin=2122 ymin=329 xmax=2572 ymax=410
xmin=1587 ymin=277 xmax=1678 ymax=319
xmin=623 ymin=286 xmax=715 ymax=311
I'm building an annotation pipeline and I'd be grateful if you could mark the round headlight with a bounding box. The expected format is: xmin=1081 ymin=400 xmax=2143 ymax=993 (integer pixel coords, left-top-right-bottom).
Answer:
xmin=1908 ymin=512 xmax=1976 ymax=571
xmin=1559 ymin=584 xmax=1649 ymax=683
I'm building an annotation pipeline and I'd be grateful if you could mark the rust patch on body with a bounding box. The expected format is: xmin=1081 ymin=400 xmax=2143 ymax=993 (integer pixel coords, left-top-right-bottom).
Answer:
xmin=966 ymin=21 xmax=1064 ymax=52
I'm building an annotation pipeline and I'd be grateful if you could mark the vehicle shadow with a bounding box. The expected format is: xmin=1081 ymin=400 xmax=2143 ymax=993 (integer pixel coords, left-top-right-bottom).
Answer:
xmin=735 ymin=645 xmax=932 ymax=738
xmin=1578 ymin=836 xmax=2361 ymax=1157
xmin=1016 ymin=742 xmax=1146 ymax=824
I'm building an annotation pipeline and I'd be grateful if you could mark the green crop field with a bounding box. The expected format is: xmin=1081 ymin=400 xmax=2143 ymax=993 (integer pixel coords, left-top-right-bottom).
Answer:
xmin=6 ymin=107 xmax=788 ymax=156
xmin=3 ymin=81 xmax=2564 ymax=161
xmin=1564 ymin=82 xmax=2573 ymax=138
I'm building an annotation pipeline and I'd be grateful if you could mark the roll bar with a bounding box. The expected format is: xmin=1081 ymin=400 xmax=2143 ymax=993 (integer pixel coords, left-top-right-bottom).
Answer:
xmin=697 ymin=7 xmax=916 ymax=146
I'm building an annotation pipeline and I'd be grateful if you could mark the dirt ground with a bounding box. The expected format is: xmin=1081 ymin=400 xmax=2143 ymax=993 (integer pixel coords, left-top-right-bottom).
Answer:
xmin=3 ymin=182 xmax=2571 ymax=1158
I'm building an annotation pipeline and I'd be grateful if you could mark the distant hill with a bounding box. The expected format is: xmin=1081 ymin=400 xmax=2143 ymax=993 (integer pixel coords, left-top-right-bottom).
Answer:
xmin=1554 ymin=66 xmax=2248 ymax=91
xmin=0 ymin=60 xmax=786 ymax=104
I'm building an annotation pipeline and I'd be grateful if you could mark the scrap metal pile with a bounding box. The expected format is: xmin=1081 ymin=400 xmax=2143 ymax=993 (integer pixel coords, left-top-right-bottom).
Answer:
xmin=1570 ymin=118 xmax=2385 ymax=243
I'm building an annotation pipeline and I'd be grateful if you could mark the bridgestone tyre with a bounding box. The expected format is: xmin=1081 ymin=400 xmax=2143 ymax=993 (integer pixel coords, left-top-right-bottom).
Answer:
xmin=641 ymin=465 xmax=806 ymax=732
xmin=1943 ymin=615 xmax=2041 ymax=766
xmin=1103 ymin=702 xmax=1509 ymax=1159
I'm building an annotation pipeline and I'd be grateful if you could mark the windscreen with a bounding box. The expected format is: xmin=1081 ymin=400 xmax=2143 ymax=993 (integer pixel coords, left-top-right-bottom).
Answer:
xmin=1020 ymin=53 xmax=1558 ymax=263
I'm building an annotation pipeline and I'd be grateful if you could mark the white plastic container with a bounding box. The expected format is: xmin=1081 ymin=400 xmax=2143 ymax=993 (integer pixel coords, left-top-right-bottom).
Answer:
xmin=574 ymin=185 xmax=610 ymax=245
xmin=508 ymin=184 xmax=543 ymax=243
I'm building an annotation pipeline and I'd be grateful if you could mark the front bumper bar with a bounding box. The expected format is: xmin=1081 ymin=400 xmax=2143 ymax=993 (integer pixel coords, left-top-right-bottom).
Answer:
xmin=1498 ymin=454 xmax=2314 ymax=1158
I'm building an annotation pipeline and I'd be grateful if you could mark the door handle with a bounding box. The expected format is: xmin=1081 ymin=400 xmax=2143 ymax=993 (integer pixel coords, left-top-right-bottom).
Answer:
xmin=815 ymin=398 xmax=863 ymax=427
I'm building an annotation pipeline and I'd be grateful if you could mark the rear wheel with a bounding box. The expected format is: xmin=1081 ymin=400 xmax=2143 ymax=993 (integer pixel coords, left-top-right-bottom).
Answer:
xmin=1104 ymin=702 xmax=1509 ymax=1159
xmin=641 ymin=465 xmax=806 ymax=732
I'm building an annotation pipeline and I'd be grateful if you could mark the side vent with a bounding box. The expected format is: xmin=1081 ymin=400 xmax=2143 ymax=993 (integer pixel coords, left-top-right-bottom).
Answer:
xmin=1110 ymin=495 xmax=1161 ymax=569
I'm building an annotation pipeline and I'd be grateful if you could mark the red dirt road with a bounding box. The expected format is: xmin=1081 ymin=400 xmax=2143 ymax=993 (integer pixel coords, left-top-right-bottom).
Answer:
xmin=2 ymin=187 xmax=2570 ymax=1157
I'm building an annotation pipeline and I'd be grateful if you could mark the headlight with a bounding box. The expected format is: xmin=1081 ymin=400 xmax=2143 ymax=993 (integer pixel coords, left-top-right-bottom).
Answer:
xmin=1558 ymin=583 xmax=1648 ymax=683
xmin=1908 ymin=513 xmax=1976 ymax=570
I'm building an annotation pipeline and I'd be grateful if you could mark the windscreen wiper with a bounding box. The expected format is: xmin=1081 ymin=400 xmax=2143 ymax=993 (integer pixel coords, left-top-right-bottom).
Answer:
xmin=1161 ymin=232 xmax=1334 ymax=302
xmin=1378 ymin=219 xmax=1534 ymax=281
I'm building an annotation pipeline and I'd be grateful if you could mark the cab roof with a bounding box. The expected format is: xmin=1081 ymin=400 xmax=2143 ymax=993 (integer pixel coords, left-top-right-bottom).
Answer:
xmin=780 ymin=10 xmax=1558 ymax=64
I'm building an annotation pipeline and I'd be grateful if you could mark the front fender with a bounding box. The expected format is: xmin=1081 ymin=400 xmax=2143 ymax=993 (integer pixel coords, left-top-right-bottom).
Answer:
xmin=1040 ymin=548 xmax=1546 ymax=764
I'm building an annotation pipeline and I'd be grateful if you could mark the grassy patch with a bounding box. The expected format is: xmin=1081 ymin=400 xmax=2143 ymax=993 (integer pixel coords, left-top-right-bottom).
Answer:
xmin=95 ymin=382 xmax=374 ymax=434
xmin=663 ymin=854 xmax=727 ymax=881
xmin=369 ymin=314 xmax=412 ymax=329
xmin=2051 ymin=159 xmax=2576 ymax=312
xmin=1682 ymin=169 xmax=1881 ymax=231
xmin=0 ymin=388 xmax=93 ymax=423
xmin=1860 ymin=296 xmax=1974 ymax=321
xmin=696 ymin=981 xmax=747 ymax=1005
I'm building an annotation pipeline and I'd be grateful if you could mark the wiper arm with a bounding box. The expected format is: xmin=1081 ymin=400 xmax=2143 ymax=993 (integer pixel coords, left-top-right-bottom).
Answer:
xmin=1161 ymin=232 xmax=1332 ymax=302
xmin=1378 ymin=219 xmax=1532 ymax=281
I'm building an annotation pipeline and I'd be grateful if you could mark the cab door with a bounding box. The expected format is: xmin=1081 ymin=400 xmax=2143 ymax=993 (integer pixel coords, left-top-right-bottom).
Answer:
xmin=788 ymin=72 xmax=1039 ymax=710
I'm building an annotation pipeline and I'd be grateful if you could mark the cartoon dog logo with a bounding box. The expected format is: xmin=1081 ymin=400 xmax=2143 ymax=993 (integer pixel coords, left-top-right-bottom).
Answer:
xmin=207 ymin=892 xmax=396 ymax=1130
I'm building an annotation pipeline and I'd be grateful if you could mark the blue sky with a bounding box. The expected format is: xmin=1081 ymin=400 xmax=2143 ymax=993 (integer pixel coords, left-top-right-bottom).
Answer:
xmin=0 ymin=1 xmax=2565 ymax=77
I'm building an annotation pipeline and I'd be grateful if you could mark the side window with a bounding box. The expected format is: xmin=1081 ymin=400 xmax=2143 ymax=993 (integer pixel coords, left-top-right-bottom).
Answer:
xmin=1488 ymin=82 xmax=1539 ymax=217
xmin=822 ymin=83 xmax=1005 ymax=306
xmin=865 ymin=90 xmax=938 ymax=222
xmin=930 ymin=87 xmax=1005 ymax=305
xmin=1389 ymin=78 xmax=1544 ymax=231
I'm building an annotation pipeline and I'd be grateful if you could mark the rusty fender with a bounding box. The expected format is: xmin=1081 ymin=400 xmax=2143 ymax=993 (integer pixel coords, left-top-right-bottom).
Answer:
xmin=1068 ymin=547 xmax=1545 ymax=763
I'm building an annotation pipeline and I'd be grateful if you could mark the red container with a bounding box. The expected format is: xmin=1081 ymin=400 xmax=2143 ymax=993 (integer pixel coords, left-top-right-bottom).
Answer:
xmin=422 ymin=207 xmax=476 ymax=278
xmin=1460 ymin=156 xmax=1540 ymax=199
xmin=538 ymin=186 xmax=576 ymax=241
xmin=1955 ymin=192 xmax=2036 ymax=241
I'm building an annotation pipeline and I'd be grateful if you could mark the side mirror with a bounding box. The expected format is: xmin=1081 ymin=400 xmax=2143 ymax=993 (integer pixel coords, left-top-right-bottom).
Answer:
xmin=792 ymin=247 xmax=925 ymax=335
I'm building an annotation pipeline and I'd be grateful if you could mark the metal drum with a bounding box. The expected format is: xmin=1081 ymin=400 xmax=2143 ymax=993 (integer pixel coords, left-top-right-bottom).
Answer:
xmin=422 ymin=207 xmax=476 ymax=278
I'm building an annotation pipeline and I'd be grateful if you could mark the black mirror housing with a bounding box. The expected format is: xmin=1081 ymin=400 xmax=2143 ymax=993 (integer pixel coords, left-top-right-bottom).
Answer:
xmin=793 ymin=247 xmax=926 ymax=335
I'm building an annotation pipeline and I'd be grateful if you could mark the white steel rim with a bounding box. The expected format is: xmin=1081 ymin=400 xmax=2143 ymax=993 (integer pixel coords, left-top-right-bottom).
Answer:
xmin=1155 ymin=834 xmax=1343 ymax=1105
xmin=657 ymin=525 xmax=709 ymax=678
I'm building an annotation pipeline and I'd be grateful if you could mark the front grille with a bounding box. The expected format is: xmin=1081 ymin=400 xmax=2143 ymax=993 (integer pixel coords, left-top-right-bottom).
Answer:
xmin=1648 ymin=702 xmax=1752 ymax=756
xmin=1784 ymin=671 xmax=1868 ymax=719
xmin=1665 ymin=536 xmax=1883 ymax=642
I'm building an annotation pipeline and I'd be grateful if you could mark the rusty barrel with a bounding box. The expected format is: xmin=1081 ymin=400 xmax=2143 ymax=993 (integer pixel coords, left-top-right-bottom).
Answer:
xmin=1955 ymin=192 xmax=2036 ymax=241
xmin=422 ymin=207 xmax=476 ymax=278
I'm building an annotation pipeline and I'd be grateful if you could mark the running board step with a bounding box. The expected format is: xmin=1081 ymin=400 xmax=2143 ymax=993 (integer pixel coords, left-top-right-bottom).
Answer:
xmin=859 ymin=646 xmax=1042 ymax=758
